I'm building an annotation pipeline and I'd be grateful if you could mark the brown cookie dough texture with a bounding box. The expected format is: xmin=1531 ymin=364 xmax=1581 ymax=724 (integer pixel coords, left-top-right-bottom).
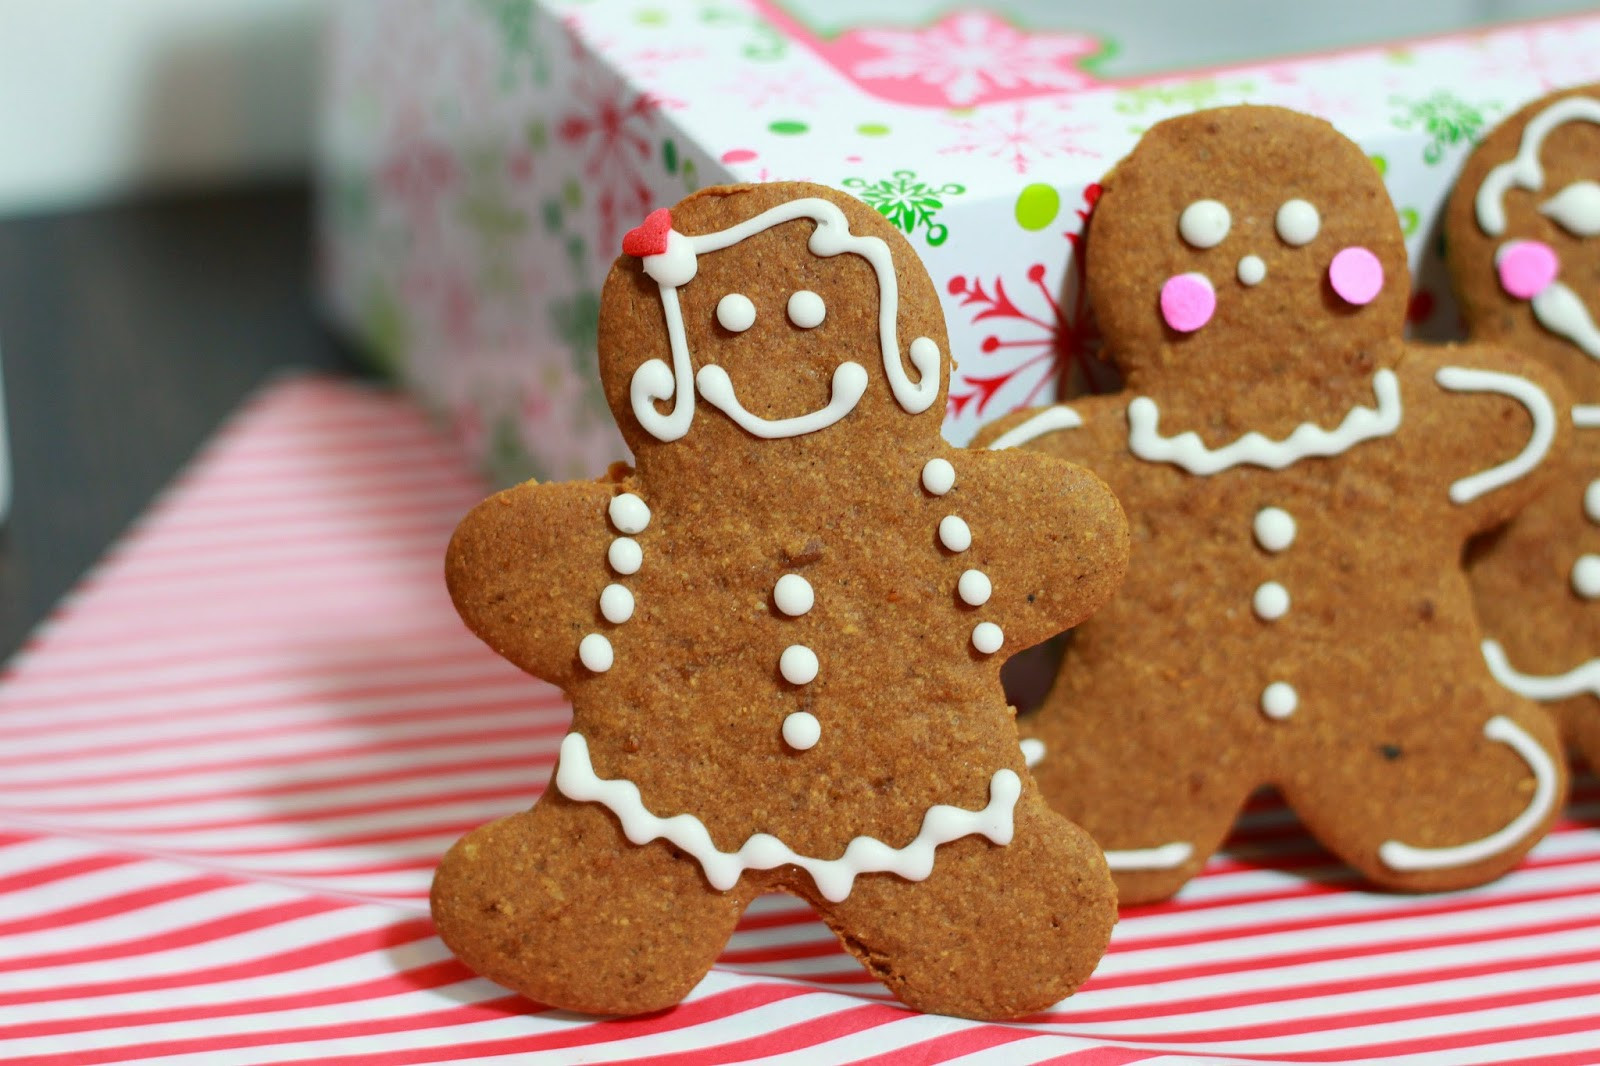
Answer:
xmin=433 ymin=181 xmax=1130 ymax=1019
xmin=1446 ymin=85 xmax=1600 ymax=772
xmin=974 ymin=106 xmax=1571 ymax=904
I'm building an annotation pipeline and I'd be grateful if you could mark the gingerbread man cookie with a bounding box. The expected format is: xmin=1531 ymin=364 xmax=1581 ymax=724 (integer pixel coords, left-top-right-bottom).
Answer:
xmin=1447 ymin=85 xmax=1600 ymax=773
xmin=433 ymin=182 xmax=1128 ymax=1019
xmin=974 ymin=106 xmax=1570 ymax=904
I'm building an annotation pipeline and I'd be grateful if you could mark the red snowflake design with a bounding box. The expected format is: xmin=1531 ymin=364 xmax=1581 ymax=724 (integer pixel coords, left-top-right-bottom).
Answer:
xmin=557 ymin=58 xmax=663 ymax=257
xmin=946 ymin=185 xmax=1115 ymax=419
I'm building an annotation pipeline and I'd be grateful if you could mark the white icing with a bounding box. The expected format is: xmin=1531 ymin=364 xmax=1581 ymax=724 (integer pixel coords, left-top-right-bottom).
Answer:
xmin=716 ymin=293 xmax=756 ymax=332
xmin=632 ymin=197 xmax=941 ymax=442
xmin=1539 ymin=179 xmax=1600 ymax=237
xmin=1477 ymin=96 xmax=1600 ymax=236
xmin=1573 ymin=555 xmax=1600 ymax=599
xmin=1573 ymin=405 xmax=1600 ymax=429
xmin=1179 ymin=199 xmax=1231 ymax=249
xmin=787 ymin=290 xmax=826 ymax=329
xmin=579 ymin=633 xmax=614 ymax=673
xmin=599 ymin=584 xmax=635 ymax=624
xmin=1104 ymin=842 xmax=1194 ymax=871
xmin=1530 ymin=282 xmax=1600 ymax=360
xmin=1237 ymin=255 xmax=1266 ymax=286
xmin=972 ymin=622 xmax=1004 ymax=655
xmin=555 ymin=732 xmax=1020 ymax=902
xmin=1434 ymin=366 xmax=1557 ymax=504
xmin=1128 ymin=369 xmax=1401 ymax=475
xmin=780 ymin=644 xmax=819 ymax=685
xmin=939 ymin=515 xmax=972 ymax=553
xmin=782 ymin=711 xmax=821 ymax=751
xmin=1260 ymin=682 xmax=1298 ymax=720
xmin=774 ymin=574 xmax=814 ymax=616
xmin=1586 ymin=475 xmax=1600 ymax=522
xmin=695 ymin=361 xmax=868 ymax=439
xmin=1020 ymin=738 xmax=1045 ymax=768
xmin=958 ymin=569 xmax=992 ymax=607
xmin=1253 ymin=581 xmax=1290 ymax=621
xmin=986 ymin=406 xmax=1083 ymax=451
xmin=608 ymin=494 xmax=651 ymax=535
xmin=1377 ymin=715 xmax=1557 ymax=872
xmin=608 ymin=537 xmax=642 ymax=576
xmin=1275 ymin=199 xmax=1320 ymax=246
xmin=1253 ymin=508 xmax=1297 ymax=553
xmin=921 ymin=458 xmax=956 ymax=496
xmin=1483 ymin=638 xmax=1600 ymax=700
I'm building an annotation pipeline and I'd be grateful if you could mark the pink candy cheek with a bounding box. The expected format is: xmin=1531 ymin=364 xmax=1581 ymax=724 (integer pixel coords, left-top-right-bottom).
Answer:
xmin=1496 ymin=240 xmax=1559 ymax=300
xmin=1160 ymin=272 xmax=1216 ymax=333
xmin=1328 ymin=247 xmax=1384 ymax=306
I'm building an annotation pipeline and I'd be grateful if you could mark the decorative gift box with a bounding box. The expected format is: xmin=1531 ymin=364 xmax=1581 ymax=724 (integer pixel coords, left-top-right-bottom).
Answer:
xmin=316 ymin=1 xmax=1600 ymax=484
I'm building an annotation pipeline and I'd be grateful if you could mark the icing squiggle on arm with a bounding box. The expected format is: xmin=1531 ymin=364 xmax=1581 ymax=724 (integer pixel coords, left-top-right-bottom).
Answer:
xmin=1127 ymin=370 xmax=1401 ymax=475
xmin=986 ymin=407 xmax=1084 ymax=451
xmin=1104 ymin=842 xmax=1194 ymax=871
xmin=1377 ymin=714 xmax=1556 ymax=872
xmin=1433 ymin=367 xmax=1556 ymax=504
xmin=1483 ymin=639 xmax=1600 ymax=701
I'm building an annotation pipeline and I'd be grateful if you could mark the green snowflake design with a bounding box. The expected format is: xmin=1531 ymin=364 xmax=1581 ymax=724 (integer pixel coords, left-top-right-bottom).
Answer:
xmin=842 ymin=170 xmax=966 ymax=247
xmin=1389 ymin=92 xmax=1497 ymax=165
xmin=699 ymin=4 xmax=787 ymax=61
xmin=457 ymin=150 xmax=530 ymax=293
xmin=476 ymin=0 xmax=551 ymax=86
xmin=1113 ymin=78 xmax=1254 ymax=117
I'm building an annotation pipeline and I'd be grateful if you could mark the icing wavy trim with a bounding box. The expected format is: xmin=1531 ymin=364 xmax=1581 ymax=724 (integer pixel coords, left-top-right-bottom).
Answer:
xmin=1483 ymin=638 xmax=1600 ymax=701
xmin=554 ymin=732 xmax=1020 ymax=902
xmin=986 ymin=406 xmax=1084 ymax=451
xmin=1377 ymin=714 xmax=1557 ymax=872
xmin=1434 ymin=367 xmax=1557 ymax=504
xmin=1127 ymin=369 xmax=1402 ymax=475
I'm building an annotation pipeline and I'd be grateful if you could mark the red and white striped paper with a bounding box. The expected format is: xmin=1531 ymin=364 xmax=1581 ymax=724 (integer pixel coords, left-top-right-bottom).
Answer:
xmin=2 ymin=374 xmax=1598 ymax=1065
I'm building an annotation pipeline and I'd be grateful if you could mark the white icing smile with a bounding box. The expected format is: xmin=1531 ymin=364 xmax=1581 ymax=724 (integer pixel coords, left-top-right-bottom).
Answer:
xmin=695 ymin=361 xmax=868 ymax=439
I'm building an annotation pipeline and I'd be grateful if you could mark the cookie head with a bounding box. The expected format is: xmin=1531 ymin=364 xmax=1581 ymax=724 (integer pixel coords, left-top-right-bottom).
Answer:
xmin=1087 ymin=106 xmax=1408 ymax=386
xmin=600 ymin=183 xmax=950 ymax=462
xmin=1447 ymin=85 xmax=1600 ymax=394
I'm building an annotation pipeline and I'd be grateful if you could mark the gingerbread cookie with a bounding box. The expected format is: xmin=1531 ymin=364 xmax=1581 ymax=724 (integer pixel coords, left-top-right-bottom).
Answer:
xmin=432 ymin=182 xmax=1129 ymax=1019
xmin=974 ymin=106 xmax=1570 ymax=904
xmin=1446 ymin=85 xmax=1600 ymax=773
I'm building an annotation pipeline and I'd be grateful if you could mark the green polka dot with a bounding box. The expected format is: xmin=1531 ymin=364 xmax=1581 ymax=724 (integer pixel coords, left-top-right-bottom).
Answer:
xmin=1370 ymin=154 xmax=1388 ymax=177
xmin=1014 ymin=183 xmax=1061 ymax=232
xmin=635 ymin=9 xmax=667 ymax=25
xmin=563 ymin=179 xmax=582 ymax=210
xmin=769 ymin=120 xmax=809 ymax=136
xmin=857 ymin=123 xmax=890 ymax=137
xmin=662 ymin=139 xmax=678 ymax=175
xmin=1400 ymin=207 xmax=1420 ymax=236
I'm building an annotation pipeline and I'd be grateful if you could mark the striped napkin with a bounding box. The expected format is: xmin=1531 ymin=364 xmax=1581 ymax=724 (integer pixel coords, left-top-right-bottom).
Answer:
xmin=1 ymin=374 xmax=1597 ymax=1065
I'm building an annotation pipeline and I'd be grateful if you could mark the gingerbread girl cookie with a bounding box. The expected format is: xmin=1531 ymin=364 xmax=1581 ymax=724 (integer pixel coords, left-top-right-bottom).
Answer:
xmin=432 ymin=182 xmax=1128 ymax=1019
xmin=1447 ymin=85 xmax=1600 ymax=773
xmin=975 ymin=106 xmax=1570 ymax=904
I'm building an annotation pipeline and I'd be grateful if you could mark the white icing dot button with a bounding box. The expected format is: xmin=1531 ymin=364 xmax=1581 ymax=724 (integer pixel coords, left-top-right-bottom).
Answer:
xmin=774 ymin=574 xmax=815 ymax=616
xmin=921 ymin=458 xmax=956 ymax=496
xmin=780 ymin=644 xmax=819 ymax=685
xmin=972 ymin=622 xmax=1004 ymax=655
xmin=609 ymin=493 xmax=651 ymax=535
xmin=1261 ymin=682 xmax=1298 ymax=720
xmin=1237 ymin=254 xmax=1266 ymax=286
xmin=787 ymin=290 xmax=826 ymax=329
xmin=958 ymin=569 xmax=992 ymax=607
xmin=1253 ymin=507 xmax=1296 ymax=553
xmin=939 ymin=515 xmax=972 ymax=553
xmin=599 ymin=584 xmax=635 ymax=624
xmin=782 ymin=711 xmax=821 ymax=751
xmin=716 ymin=292 xmax=756 ymax=332
xmin=1573 ymin=554 xmax=1600 ymax=600
xmin=1586 ymin=479 xmax=1600 ymax=523
xmin=1253 ymin=581 xmax=1290 ymax=621
xmin=579 ymin=633 xmax=614 ymax=673
xmin=608 ymin=537 xmax=642 ymax=575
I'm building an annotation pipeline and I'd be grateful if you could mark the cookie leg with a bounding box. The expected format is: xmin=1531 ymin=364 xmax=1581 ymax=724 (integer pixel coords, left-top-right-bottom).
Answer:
xmin=431 ymin=791 xmax=749 ymax=1015
xmin=815 ymin=791 xmax=1115 ymax=1020
xmin=1280 ymin=698 xmax=1566 ymax=893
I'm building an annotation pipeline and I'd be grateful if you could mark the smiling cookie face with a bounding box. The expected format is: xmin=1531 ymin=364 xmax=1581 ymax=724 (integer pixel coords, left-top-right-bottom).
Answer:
xmin=1448 ymin=85 xmax=1600 ymax=401
xmin=1087 ymin=106 xmax=1409 ymax=390
xmin=599 ymin=183 xmax=949 ymax=465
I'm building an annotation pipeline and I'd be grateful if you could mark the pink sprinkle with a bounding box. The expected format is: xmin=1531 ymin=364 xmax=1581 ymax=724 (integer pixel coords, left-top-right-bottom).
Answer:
xmin=1329 ymin=247 xmax=1384 ymax=306
xmin=721 ymin=148 xmax=758 ymax=164
xmin=1496 ymin=239 xmax=1559 ymax=300
xmin=1160 ymin=272 xmax=1216 ymax=333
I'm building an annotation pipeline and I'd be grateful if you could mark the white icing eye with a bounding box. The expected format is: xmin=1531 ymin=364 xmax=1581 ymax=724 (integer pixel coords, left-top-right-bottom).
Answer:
xmin=1276 ymin=199 xmax=1320 ymax=246
xmin=787 ymin=290 xmax=826 ymax=328
xmin=716 ymin=293 xmax=756 ymax=332
xmin=1540 ymin=180 xmax=1600 ymax=237
xmin=1178 ymin=200 xmax=1231 ymax=249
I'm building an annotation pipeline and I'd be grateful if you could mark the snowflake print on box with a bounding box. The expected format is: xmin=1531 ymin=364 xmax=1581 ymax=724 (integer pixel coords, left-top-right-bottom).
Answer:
xmin=940 ymin=103 xmax=1098 ymax=176
xmin=558 ymin=63 xmax=663 ymax=258
xmin=842 ymin=170 xmax=965 ymax=246
xmin=946 ymin=185 xmax=1115 ymax=437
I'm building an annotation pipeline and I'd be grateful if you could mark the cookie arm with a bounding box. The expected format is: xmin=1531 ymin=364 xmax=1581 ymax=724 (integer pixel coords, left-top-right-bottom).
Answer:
xmin=961 ymin=398 xmax=1131 ymax=652
xmin=445 ymin=479 xmax=620 ymax=688
xmin=1402 ymin=345 xmax=1572 ymax=535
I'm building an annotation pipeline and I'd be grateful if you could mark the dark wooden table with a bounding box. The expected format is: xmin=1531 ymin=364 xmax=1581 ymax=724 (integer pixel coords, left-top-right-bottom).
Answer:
xmin=0 ymin=184 xmax=367 ymax=659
